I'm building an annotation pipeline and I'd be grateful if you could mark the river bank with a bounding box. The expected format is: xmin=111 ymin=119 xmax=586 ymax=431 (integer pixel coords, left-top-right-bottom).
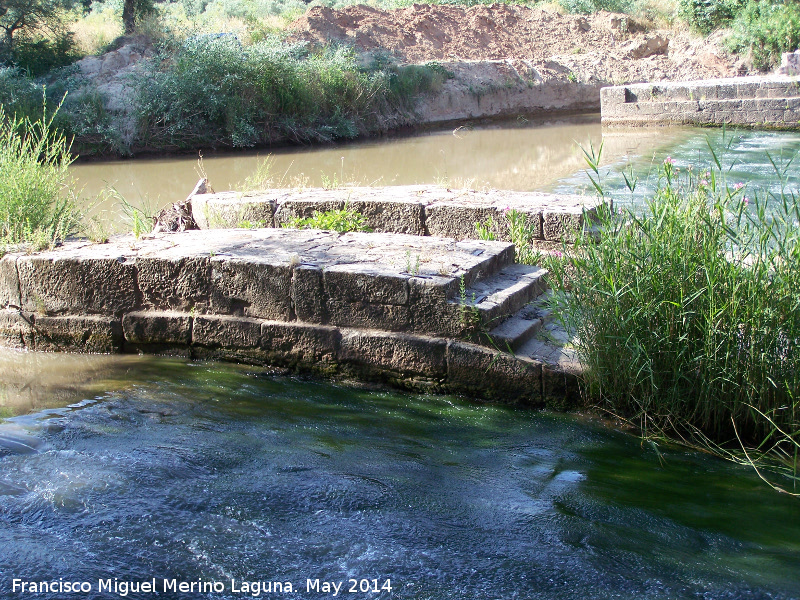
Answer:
xmin=4 ymin=4 xmax=746 ymax=159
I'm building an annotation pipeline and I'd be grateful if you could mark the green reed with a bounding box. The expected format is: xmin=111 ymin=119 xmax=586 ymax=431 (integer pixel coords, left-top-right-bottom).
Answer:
xmin=549 ymin=151 xmax=800 ymax=487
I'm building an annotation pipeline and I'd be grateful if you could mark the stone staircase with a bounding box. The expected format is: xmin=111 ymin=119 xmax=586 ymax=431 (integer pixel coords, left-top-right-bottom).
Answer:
xmin=0 ymin=188 xmax=588 ymax=408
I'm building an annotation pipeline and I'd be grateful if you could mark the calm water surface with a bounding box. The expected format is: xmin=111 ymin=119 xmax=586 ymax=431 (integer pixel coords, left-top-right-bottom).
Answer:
xmin=1 ymin=350 xmax=798 ymax=600
xmin=71 ymin=116 xmax=800 ymax=231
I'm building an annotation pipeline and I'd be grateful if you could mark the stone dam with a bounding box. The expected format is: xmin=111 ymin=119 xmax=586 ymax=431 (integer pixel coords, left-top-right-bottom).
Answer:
xmin=0 ymin=187 xmax=603 ymax=407
xmin=601 ymin=75 xmax=800 ymax=128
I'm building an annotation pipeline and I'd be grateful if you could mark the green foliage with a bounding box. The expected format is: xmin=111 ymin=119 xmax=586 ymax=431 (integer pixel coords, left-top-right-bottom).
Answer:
xmin=10 ymin=33 xmax=81 ymax=77
xmin=558 ymin=0 xmax=636 ymax=15
xmin=474 ymin=209 xmax=541 ymax=264
xmin=550 ymin=151 xmax=800 ymax=464
xmin=0 ymin=67 xmax=122 ymax=155
xmin=0 ymin=102 xmax=80 ymax=246
xmin=678 ymin=0 xmax=744 ymax=33
xmin=132 ymin=36 xmax=448 ymax=152
xmin=726 ymin=0 xmax=800 ymax=70
xmin=282 ymin=205 xmax=369 ymax=233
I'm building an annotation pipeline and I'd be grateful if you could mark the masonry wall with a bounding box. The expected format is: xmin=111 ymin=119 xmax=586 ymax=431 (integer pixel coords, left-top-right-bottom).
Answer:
xmin=601 ymin=76 xmax=800 ymax=128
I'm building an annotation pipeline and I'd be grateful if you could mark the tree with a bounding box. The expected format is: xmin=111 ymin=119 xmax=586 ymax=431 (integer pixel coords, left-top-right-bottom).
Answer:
xmin=121 ymin=0 xmax=154 ymax=35
xmin=0 ymin=0 xmax=70 ymax=56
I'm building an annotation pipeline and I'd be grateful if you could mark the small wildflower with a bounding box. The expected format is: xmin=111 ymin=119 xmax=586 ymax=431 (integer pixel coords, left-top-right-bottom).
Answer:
xmin=553 ymin=251 xmax=563 ymax=258
xmin=734 ymin=182 xmax=744 ymax=190
xmin=743 ymin=196 xmax=750 ymax=206
xmin=664 ymin=156 xmax=676 ymax=165
xmin=700 ymin=179 xmax=708 ymax=186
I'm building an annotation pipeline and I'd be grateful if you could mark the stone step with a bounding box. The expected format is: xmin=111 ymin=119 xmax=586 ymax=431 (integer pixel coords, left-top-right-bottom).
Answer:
xmin=0 ymin=228 xmax=519 ymax=340
xmin=448 ymin=264 xmax=548 ymax=331
xmin=483 ymin=289 xmax=556 ymax=351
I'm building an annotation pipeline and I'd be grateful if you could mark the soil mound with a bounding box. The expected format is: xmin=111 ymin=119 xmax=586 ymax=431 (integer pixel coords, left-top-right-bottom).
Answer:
xmin=289 ymin=4 xmax=745 ymax=82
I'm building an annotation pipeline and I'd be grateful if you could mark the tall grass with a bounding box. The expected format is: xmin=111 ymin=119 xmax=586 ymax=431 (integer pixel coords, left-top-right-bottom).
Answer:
xmin=0 ymin=103 xmax=80 ymax=247
xmin=132 ymin=35 xmax=448 ymax=151
xmin=550 ymin=149 xmax=800 ymax=486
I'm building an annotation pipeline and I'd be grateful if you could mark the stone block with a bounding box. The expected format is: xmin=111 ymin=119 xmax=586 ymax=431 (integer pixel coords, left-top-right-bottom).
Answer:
xmin=261 ymin=321 xmax=340 ymax=364
xmin=425 ymin=203 xmax=501 ymax=240
xmin=122 ymin=311 xmax=192 ymax=345
xmin=326 ymin=300 xmax=411 ymax=331
xmin=543 ymin=210 xmax=584 ymax=242
xmin=192 ymin=192 xmax=276 ymax=229
xmin=339 ymin=329 xmax=447 ymax=377
xmin=17 ymin=254 xmax=138 ymax=316
xmin=348 ymin=199 xmax=426 ymax=235
xmin=136 ymin=256 xmax=210 ymax=313
xmin=323 ymin=264 xmax=409 ymax=305
xmin=446 ymin=340 xmax=543 ymax=404
xmin=274 ymin=199 xmax=345 ymax=227
xmin=542 ymin=365 xmax=582 ymax=410
xmin=0 ymin=255 xmax=20 ymax=308
xmin=292 ymin=265 xmax=327 ymax=324
xmin=408 ymin=275 xmax=461 ymax=336
xmin=210 ymin=258 xmax=293 ymax=320
xmin=0 ymin=309 xmax=34 ymax=348
xmin=33 ymin=314 xmax=123 ymax=353
xmin=193 ymin=314 xmax=262 ymax=348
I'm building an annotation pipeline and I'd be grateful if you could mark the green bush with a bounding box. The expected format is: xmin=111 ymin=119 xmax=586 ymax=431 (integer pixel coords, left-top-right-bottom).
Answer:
xmin=282 ymin=206 xmax=369 ymax=233
xmin=0 ymin=103 xmax=80 ymax=246
xmin=10 ymin=33 xmax=82 ymax=77
xmin=678 ymin=0 xmax=744 ymax=33
xmin=0 ymin=66 xmax=123 ymax=155
xmin=552 ymin=154 xmax=800 ymax=456
xmin=132 ymin=36 xmax=446 ymax=151
xmin=726 ymin=0 xmax=800 ymax=70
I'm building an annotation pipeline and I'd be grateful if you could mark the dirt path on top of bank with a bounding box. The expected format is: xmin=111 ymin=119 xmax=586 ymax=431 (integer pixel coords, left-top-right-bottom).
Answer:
xmin=289 ymin=4 xmax=745 ymax=83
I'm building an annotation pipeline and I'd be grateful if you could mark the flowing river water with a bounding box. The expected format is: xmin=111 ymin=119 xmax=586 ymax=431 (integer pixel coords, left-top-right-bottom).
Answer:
xmin=1 ymin=350 xmax=799 ymax=599
xmin=2 ymin=115 xmax=800 ymax=599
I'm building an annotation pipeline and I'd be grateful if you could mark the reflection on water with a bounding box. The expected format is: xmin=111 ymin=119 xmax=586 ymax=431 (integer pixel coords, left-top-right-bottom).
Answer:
xmin=70 ymin=115 xmax=694 ymax=229
xmin=0 ymin=359 xmax=798 ymax=599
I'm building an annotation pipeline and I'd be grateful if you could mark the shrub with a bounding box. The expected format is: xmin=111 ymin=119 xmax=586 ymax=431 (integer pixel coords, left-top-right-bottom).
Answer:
xmin=551 ymin=152 xmax=800 ymax=463
xmin=282 ymin=206 xmax=369 ymax=233
xmin=10 ymin=33 xmax=82 ymax=77
xmin=678 ymin=0 xmax=744 ymax=33
xmin=0 ymin=103 xmax=80 ymax=246
xmin=726 ymin=0 xmax=800 ymax=70
xmin=131 ymin=36 xmax=446 ymax=152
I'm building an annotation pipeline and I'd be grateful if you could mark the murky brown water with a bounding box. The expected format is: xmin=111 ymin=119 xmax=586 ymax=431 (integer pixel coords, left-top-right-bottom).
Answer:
xmin=70 ymin=115 xmax=694 ymax=228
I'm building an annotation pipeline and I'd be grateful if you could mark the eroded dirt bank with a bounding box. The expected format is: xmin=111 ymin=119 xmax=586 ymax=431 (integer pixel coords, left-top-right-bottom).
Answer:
xmin=288 ymin=4 xmax=745 ymax=124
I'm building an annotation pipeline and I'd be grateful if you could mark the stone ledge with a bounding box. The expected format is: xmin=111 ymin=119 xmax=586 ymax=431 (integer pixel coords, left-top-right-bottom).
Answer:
xmin=0 ymin=308 xmax=582 ymax=407
xmin=192 ymin=185 xmax=602 ymax=243
xmin=602 ymin=76 xmax=800 ymax=129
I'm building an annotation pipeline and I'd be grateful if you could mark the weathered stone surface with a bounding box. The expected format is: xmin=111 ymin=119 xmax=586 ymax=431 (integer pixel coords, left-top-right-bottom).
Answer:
xmin=0 ymin=255 xmax=20 ymax=308
xmin=602 ymin=75 xmax=800 ymax=128
xmin=327 ymin=300 xmax=411 ymax=332
xmin=122 ymin=311 xmax=192 ymax=345
xmin=210 ymin=258 xmax=293 ymax=320
xmin=542 ymin=365 xmax=582 ymax=410
xmin=324 ymin=264 xmax=409 ymax=305
xmin=261 ymin=321 xmax=340 ymax=365
xmin=292 ymin=265 xmax=327 ymax=323
xmin=274 ymin=198 xmax=345 ymax=227
xmin=446 ymin=340 xmax=543 ymax=404
xmin=17 ymin=250 xmax=137 ymax=316
xmin=136 ymin=256 xmax=211 ymax=313
xmin=543 ymin=209 xmax=585 ymax=243
xmin=196 ymin=185 xmax=600 ymax=244
xmin=33 ymin=314 xmax=123 ymax=353
xmin=340 ymin=329 xmax=447 ymax=377
xmin=193 ymin=314 xmax=262 ymax=348
xmin=192 ymin=192 xmax=277 ymax=229
xmin=0 ymin=310 xmax=34 ymax=348
xmin=348 ymin=198 xmax=425 ymax=235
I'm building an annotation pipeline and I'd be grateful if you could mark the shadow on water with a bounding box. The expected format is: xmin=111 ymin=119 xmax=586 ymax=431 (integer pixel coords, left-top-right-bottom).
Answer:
xmin=0 ymin=358 xmax=798 ymax=599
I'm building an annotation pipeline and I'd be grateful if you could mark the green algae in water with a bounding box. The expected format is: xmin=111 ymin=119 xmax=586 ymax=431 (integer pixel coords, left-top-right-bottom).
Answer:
xmin=0 ymin=358 xmax=798 ymax=600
